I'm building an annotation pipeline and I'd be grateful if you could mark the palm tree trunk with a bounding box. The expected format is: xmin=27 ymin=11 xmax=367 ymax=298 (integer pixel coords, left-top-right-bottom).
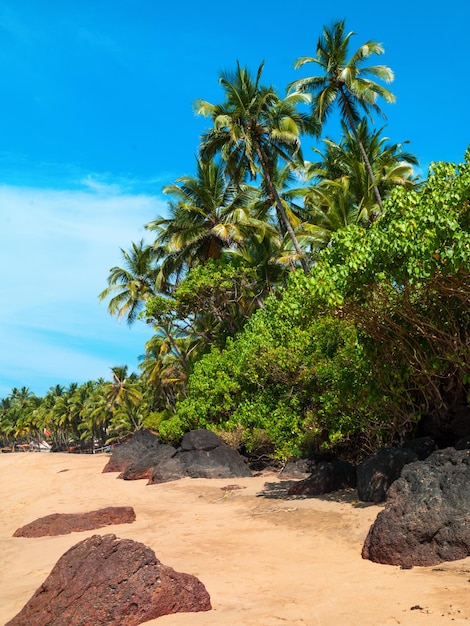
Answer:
xmin=340 ymin=88 xmax=384 ymax=213
xmin=255 ymin=145 xmax=310 ymax=274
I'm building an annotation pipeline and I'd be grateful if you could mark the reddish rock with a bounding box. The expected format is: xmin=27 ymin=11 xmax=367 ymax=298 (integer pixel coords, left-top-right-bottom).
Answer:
xmin=13 ymin=506 xmax=136 ymax=537
xmin=6 ymin=534 xmax=212 ymax=626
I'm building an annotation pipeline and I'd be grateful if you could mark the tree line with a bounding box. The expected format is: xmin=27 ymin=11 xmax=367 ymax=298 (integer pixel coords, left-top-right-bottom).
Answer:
xmin=3 ymin=21 xmax=468 ymax=461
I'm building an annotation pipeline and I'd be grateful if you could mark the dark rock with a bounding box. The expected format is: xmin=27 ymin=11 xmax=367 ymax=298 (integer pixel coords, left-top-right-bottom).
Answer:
xmin=179 ymin=445 xmax=252 ymax=479
xmin=400 ymin=437 xmax=437 ymax=460
xmin=119 ymin=445 xmax=177 ymax=480
xmin=180 ymin=429 xmax=222 ymax=451
xmin=148 ymin=455 xmax=187 ymax=484
xmin=362 ymin=448 xmax=470 ymax=567
xmin=106 ymin=429 xmax=252 ymax=484
xmin=455 ymin=435 xmax=470 ymax=450
xmin=13 ymin=507 xmax=136 ymax=538
xmin=149 ymin=431 xmax=252 ymax=483
xmin=287 ymin=459 xmax=356 ymax=497
xmin=103 ymin=429 xmax=161 ymax=474
xmin=281 ymin=457 xmax=322 ymax=479
xmin=6 ymin=534 xmax=211 ymax=626
xmin=357 ymin=447 xmax=418 ymax=503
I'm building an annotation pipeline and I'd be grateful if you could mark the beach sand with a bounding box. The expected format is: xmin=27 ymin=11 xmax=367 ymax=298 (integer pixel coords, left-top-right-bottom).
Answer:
xmin=1 ymin=452 xmax=469 ymax=625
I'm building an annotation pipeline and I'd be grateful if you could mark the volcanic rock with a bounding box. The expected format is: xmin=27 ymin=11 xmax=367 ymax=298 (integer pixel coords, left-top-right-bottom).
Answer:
xmin=6 ymin=534 xmax=211 ymax=626
xmin=13 ymin=506 xmax=136 ymax=537
xmin=357 ymin=447 xmax=418 ymax=503
xmin=106 ymin=428 xmax=252 ymax=483
xmin=281 ymin=456 xmax=324 ymax=479
xmin=102 ymin=428 xmax=162 ymax=473
xmin=149 ymin=429 xmax=252 ymax=483
xmin=287 ymin=459 xmax=356 ymax=496
xmin=400 ymin=436 xmax=437 ymax=460
xmin=118 ymin=444 xmax=177 ymax=480
xmin=362 ymin=448 xmax=470 ymax=567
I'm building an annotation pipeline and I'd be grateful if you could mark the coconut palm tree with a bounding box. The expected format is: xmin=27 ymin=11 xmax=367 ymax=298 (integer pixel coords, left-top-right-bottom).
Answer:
xmin=146 ymin=158 xmax=272 ymax=282
xmin=195 ymin=62 xmax=312 ymax=273
xmin=290 ymin=19 xmax=396 ymax=212
xmin=99 ymin=239 xmax=158 ymax=325
xmin=303 ymin=120 xmax=419 ymax=232
xmin=308 ymin=120 xmax=418 ymax=211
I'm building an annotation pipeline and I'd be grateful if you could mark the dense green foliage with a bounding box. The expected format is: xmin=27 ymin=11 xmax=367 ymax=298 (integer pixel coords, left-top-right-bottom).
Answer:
xmin=3 ymin=20 xmax=469 ymax=465
xmin=155 ymin=154 xmax=470 ymax=460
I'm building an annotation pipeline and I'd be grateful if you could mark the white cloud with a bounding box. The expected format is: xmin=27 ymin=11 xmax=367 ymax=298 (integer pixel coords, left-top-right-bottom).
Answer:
xmin=0 ymin=182 xmax=165 ymax=397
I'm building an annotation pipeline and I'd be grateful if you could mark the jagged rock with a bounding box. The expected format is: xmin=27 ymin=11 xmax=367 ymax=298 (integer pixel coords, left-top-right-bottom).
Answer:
xmin=103 ymin=429 xmax=162 ymax=474
xmin=13 ymin=507 xmax=136 ymax=538
xmin=362 ymin=448 xmax=470 ymax=567
xmin=119 ymin=445 xmax=177 ymax=480
xmin=357 ymin=447 xmax=418 ymax=503
xmin=287 ymin=459 xmax=356 ymax=497
xmin=6 ymin=534 xmax=211 ymax=626
xmin=105 ymin=429 xmax=252 ymax=483
xmin=400 ymin=437 xmax=437 ymax=460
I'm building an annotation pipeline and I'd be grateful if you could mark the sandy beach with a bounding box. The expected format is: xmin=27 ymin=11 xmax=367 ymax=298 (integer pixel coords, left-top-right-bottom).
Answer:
xmin=1 ymin=452 xmax=469 ymax=625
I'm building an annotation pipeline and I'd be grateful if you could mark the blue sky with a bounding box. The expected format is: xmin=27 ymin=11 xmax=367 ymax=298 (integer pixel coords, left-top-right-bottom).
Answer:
xmin=1 ymin=0 xmax=469 ymax=398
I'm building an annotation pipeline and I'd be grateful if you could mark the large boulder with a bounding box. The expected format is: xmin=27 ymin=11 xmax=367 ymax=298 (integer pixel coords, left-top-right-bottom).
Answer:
xmin=105 ymin=429 xmax=252 ymax=483
xmin=13 ymin=506 xmax=135 ymax=537
xmin=103 ymin=429 xmax=162 ymax=474
xmin=6 ymin=534 xmax=211 ymax=626
xmin=119 ymin=444 xmax=177 ymax=481
xmin=180 ymin=429 xmax=221 ymax=451
xmin=177 ymin=430 xmax=252 ymax=479
xmin=357 ymin=447 xmax=418 ymax=503
xmin=362 ymin=448 xmax=470 ymax=567
xmin=287 ymin=459 xmax=356 ymax=497
xmin=149 ymin=455 xmax=188 ymax=484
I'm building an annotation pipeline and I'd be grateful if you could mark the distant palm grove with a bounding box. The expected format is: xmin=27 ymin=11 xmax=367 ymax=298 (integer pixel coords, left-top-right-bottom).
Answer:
xmin=2 ymin=21 xmax=470 ymax=461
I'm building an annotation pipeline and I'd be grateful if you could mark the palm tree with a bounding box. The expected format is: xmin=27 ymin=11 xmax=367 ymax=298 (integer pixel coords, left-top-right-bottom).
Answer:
xmin=195 ymin=62 xmax=311 ymax=274
xmin=304 ymin=120 xmax=419 ymax=227
xmin=146 ymin=158 xmax=272 ymax=281
xmin=290 ymin=19 xmax=396 ymax=212
xmin=99 ymin=239 xmax=158 ymax=325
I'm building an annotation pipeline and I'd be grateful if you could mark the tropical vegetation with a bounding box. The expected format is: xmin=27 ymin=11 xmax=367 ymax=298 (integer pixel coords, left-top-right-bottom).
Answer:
xmin=2 ymin=20 xmax=469 ymax=465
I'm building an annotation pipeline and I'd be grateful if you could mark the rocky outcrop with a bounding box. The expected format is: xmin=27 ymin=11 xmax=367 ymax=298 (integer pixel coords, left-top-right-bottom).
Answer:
xmin=104 ymin=429 xmax=252 ymax=484
xmin=6 ymin=534 xmax=211 ymax=626
xmin=356 ymin=447 xmax=418 ymax=503
xmin=102 ymin=429 xmax=163 ymax=474
xmin=400 ymin=437 xmax=437 ymax=460
xmin=13 ymin=506 xmax=136 ymax=537
xmin=118 ymin=444 xmax=177 ymax=481
xmin=179 ymin=430 xmax=252 ymax=478
xmin=362 ymin=448 xmax=470 ymax=567
xmin=287 ymin=459 xmax=356 ymax=496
